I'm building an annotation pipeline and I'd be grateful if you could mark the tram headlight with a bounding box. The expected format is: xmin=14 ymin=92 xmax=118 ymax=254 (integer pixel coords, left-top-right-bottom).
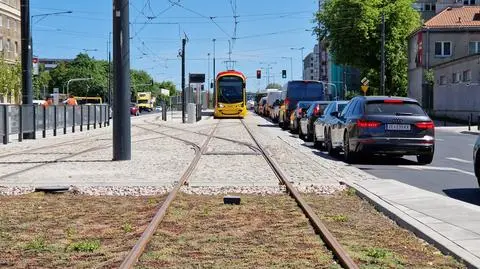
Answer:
xmin=218 ymin=103 xmax=224 ymax=108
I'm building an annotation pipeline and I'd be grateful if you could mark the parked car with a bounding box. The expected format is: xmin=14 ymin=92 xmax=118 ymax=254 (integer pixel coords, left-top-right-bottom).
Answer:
xmin=327 ymin=96 xmax=435 ymax=164
xmin=474 ymin=135 xmax=480 ymax=187
xmin=313 ymin=101 xmax=349 ymax=149
xmin=130 ymin=103 xmax=140 ymax=116
xmin=257 ymin=97 xmax=267 ymax=116
xmin=278 ymin=80 xmax=326 ymax=130
xmin=299 ymin=101 xmax=331 ymax=141
xmin=290 ymin=101 xmax=314 ymax=134
xmin=270 ymin=99 xmax=282 ymax=123
xmin=246 ymin=100 xmax=255 ymax=110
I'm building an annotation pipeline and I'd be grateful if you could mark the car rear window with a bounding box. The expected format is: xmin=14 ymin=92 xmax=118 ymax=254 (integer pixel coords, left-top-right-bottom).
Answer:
xmin=365 ymin=101 xmax=426 ymax=116
xmin=337 ymin=103 xmax=347 ymax=112
xmin=288 ymin=81 xmax=324 ymax=99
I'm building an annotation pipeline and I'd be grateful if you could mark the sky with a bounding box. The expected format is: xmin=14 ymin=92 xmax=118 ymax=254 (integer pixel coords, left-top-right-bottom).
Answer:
xmin=31 ymin=0 xmax=320 ymax=91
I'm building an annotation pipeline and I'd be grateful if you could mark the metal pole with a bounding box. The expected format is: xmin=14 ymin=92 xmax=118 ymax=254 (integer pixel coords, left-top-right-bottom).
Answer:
xmin=80 ymin=105 xmax=83 ymax=132
xmin=2 ymin=105 xmax=8 ymax=144
xmin=63 ymin=104 xmax=67 ymax=134
xmin=18 ymin=105 xmax=23 ymax=142
xmin=53 ymin=105 xmax=57 ymax=136
xmin=72 ymin=105 xmax=75 ymax=133
xmin=21 ymin=0 xmax=34 ymax=139
xmin=207 ymin=53 xmax=210 ymax=109
xmin=381 ymin=12 xmax=386 ymax=96
xmin=113 ymin=0 xmax=131 ymax=160
xmin=181 ymin=38 xmax=186 ymax=124
xmin=213 ymin=38 xmax=216 ymax=109
xmin=42 ymin=105 xmax=46 ymax=138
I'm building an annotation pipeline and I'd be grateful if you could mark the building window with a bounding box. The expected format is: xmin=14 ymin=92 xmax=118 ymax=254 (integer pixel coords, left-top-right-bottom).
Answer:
xmin=432 ymin=4 xmax=436 ymax=10
xmin=464 ymin=0 xmax=476 ymax=4
xmin=311 ymin=63 xmax=313 ymax=67
xmin=425 ymin=4 xmax=431 ymax=11
xmin=469 ymin=41 xmax=480 ymax=54
xmin=310 ymin=76 xmax=314 ymax=80
xmin=463 ymin=70 xmax=472 ymax=82
xmin=0 ymin=15 xmax=3 ymax=28
xmin=452 ymin=72 xmax=460 ymax=83
xmin=440 ymin=75 xmax=447 ymax=85
xmin=435 ymin=41 xmax=451 ymax=57
xmin=0 ymin=38 xmax=3 ymax=52
xmin=14 ymin=41 xmax=18 ymax=55
xmin=6 ymin=18 xmax=10 ymax=29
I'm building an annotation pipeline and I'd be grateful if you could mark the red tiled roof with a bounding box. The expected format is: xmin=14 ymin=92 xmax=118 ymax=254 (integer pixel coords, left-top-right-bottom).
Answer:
xmin=424 ymin=6 xmax=480 ymax=28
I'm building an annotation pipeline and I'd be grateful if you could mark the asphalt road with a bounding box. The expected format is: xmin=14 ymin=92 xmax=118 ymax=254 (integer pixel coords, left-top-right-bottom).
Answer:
xmin=257 ymin=112 xmax=480 ymax=207
xmin=347 ymin=128 xmax=480 ymax=206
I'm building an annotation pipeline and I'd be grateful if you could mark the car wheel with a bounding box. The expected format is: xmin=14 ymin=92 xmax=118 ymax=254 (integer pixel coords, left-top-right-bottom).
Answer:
xmin=343 ymin=132 xmax=356 ymax=164
xmin=299 ymin=127 xmax=305 ymax=140
xmin=327 ymin=130 xmax=337 ymax=156
xmin=417 ymin=153 xmax=434 ymax=165
xmin=313 ymin=130 xmax=321 ymax=149
xmin=475 ymin=154 xmax=480 ymax=187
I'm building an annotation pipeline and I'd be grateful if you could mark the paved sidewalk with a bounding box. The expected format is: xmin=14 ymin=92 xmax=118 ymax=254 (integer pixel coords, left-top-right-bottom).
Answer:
xmin=251 ymin=114 xmax=480 ymax=268
xmin=346 ymin=179 xmax=480 ymax=268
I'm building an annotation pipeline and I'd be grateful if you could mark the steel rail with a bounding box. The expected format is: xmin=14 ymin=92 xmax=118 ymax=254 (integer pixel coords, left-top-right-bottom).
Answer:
xmin=240 ymin=119 xmax=359 ymax=269
xmin=119 ymin=123 xmax=218 ymax=269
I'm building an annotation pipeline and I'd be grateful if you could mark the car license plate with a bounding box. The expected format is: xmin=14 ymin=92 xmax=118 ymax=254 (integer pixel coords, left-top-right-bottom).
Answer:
xmin=386 ymin=124 xmax=411 ymax=131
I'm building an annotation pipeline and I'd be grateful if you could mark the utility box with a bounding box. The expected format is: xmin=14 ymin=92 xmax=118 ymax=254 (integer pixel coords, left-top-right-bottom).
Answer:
xmin=187 ymin=103 xmax=196 ymax=123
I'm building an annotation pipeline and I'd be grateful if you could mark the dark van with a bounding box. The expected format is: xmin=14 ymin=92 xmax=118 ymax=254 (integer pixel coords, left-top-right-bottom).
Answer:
xmin=278 ymin=80 xmax=325 ymax=129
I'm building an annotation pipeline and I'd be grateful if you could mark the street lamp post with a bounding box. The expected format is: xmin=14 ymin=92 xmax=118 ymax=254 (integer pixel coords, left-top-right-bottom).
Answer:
xmin=291 ymin=47 xmax=305 ymax=79
xmin=64 ymin=77 xmax=93 ymax=96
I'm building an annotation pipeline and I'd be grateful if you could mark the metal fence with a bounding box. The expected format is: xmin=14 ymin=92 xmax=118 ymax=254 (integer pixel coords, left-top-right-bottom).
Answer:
xmin=1 ymin=104 xmax=110 ymax=145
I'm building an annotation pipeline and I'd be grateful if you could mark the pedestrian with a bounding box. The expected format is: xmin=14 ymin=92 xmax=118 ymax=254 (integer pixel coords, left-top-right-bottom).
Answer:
xmin=42 ymin=97 xmax=52 ymax=108
xmin=66 ymin=94 xmax=77 ymax=106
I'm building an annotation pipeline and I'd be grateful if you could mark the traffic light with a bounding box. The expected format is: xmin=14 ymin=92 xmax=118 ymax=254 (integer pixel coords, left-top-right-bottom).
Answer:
xmin=256 ymin=69 xmax=261 ymax=79
xmin=282 ymin=70 xmax=287 ymax=79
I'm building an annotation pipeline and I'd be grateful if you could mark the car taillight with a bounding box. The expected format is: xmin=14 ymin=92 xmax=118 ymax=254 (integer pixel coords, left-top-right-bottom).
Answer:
xmin=357 ymin=119 xmax=381 ymax=128
xmin=284 ymin=98 xmax=290 ymax=107
xmin=415 ymin=121 xmax=434 ymax=129
xmin=313 ymin=105 xmax=319 ymax=116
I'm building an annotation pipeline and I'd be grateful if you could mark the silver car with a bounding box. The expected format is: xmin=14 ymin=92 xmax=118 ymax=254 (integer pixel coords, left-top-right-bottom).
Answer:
xmin=474 ymin=135 xmax=480 ymax=187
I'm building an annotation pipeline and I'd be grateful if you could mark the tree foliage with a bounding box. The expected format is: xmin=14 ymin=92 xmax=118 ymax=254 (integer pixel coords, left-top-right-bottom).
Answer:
xmin=0 ymin=57 xmax=21 ymax=102
xmin=316 ymin=0 xmax=420 ymax=96
xmin=266 ymin=83 xmax=282 ymax=89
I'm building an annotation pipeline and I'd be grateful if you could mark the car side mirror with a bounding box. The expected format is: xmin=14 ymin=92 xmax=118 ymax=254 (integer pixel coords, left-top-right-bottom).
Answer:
xmin=330 ymin=111 xmax=339 ymax=117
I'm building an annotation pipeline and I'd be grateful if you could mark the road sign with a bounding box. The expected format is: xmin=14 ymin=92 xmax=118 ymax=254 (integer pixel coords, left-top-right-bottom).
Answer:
xmin=361 ymin=77 xmax=369 ymax=86
xmin=361 ymin=85 xmax=369 ymax=94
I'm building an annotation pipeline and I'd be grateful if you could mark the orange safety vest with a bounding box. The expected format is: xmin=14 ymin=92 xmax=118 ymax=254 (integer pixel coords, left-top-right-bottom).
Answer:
xmin=66 ymin=98 xmax=77 ymax=105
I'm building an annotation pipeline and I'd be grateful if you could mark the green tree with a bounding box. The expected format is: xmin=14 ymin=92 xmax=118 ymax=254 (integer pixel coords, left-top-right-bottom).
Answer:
xmin=49 ymin=53 xmax=108 ymax=98
xmin=0 ymin=57 xmax=21 ymax=103
xmin=316 ymin=0 xmax=420 ymax=96
xmin=33 ymin=64 xmax=52 ymax=99
xmin=266 ymin=83 xmax=282 ymax=89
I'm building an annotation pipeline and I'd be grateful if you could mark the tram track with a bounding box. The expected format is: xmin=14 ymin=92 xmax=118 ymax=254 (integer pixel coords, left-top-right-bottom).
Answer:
xmin=121 ymin=119 xmax=358 ymax=268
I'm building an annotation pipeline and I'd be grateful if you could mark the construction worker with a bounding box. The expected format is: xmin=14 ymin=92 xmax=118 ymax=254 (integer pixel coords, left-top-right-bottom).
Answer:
xmin=66 ymin=95 xmax=77 ymax=106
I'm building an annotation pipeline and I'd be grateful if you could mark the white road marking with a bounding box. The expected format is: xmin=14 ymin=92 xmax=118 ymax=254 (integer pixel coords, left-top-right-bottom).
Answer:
xmin=435 ymin=139 xmax=445 ymax=142
xmin=446 ymin=157 xmax=473 ymax=164
xmin=397 ymin=165 xmax=475 ymax=176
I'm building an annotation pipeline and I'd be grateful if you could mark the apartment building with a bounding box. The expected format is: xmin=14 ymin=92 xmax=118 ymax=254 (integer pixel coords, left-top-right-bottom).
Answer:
xmin=407 ymin=6 xmax=480 ymax=120
xmin=0 ymin=0 xmax=20 ymax=63
xmin=302 ymin=44 xmax=320 ymax=81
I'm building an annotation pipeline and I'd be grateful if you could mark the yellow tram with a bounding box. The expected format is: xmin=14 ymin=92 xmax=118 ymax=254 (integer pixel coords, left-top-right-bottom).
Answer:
xmin=214 ymin=70 xmax=247 ymax=118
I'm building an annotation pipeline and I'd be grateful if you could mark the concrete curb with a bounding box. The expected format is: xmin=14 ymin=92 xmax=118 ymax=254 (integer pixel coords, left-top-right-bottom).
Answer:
xmin=341 ymin=181 xmax=480 ymax=269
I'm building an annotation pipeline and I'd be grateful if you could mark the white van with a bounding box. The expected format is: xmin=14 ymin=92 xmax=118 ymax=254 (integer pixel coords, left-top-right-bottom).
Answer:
xmin=265 ymin=90 xmax=282 ymax=117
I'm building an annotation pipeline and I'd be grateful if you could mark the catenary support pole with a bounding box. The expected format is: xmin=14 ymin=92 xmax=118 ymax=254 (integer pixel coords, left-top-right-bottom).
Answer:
xmin=181 ymin=38 xmax=186 ymax=124
xmin=21 ymin=0 xmax=34 ymax=139
xmin=112 ymin=0 xmax=131 ymax=160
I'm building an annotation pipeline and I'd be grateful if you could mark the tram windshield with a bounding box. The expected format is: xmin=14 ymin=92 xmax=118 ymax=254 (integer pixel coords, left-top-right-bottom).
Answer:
xmin=218 ymin=76 xmax=244 ymax=104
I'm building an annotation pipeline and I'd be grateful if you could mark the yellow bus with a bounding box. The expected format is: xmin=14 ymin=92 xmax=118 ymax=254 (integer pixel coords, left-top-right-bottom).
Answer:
xmin=214 ymin=70 xmax=247 ymax=118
